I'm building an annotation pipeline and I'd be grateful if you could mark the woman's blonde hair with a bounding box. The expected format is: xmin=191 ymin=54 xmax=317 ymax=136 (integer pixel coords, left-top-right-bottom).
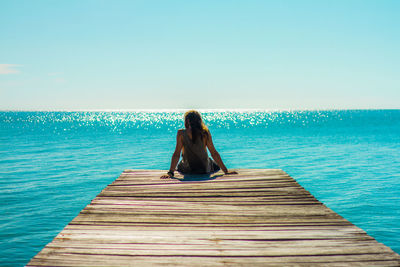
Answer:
xmin=184 ymin=110 xmax=209 ymax=143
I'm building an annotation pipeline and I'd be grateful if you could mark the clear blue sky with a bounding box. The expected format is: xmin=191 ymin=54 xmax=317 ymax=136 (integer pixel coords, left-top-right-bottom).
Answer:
xmin=1 ymin=0 xmax=399 ymax=110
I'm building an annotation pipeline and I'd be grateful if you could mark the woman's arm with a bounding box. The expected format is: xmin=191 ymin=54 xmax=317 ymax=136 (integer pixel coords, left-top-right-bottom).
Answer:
xmin=161 ymin=130 xmax=183 ymax=178
xmin=206 ymin=131 xmax=237 ymax=175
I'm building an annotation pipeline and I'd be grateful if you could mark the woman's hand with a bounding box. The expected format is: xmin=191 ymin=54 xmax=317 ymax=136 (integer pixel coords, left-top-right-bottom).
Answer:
xmin=160 ymin=174 xmax=171 ymax=179
xmin=224 ymin=170 xmax=238 ymax=175
xmin=160 ymin=171 xmax=174 ymax=179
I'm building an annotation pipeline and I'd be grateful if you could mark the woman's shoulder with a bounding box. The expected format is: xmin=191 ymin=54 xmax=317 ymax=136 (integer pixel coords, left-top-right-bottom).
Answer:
xmin=177 ymin=129 xmax=185 ymax=135
xmin=204 ymin=127 xmax=211 ymax=137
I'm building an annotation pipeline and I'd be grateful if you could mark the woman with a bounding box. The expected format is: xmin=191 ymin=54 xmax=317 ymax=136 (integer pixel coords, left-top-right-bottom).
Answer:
xmin=161 ymin=110 xmax=237 ymax=178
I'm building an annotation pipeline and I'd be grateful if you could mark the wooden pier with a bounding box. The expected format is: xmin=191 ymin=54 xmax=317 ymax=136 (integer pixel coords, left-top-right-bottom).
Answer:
xmin=28 ymin=169 xmax=400 ymax=266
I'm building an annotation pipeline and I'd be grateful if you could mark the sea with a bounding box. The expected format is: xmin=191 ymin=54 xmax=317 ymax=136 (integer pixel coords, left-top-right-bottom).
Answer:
xmin=0 ymin=109 xmax=399 ymax=266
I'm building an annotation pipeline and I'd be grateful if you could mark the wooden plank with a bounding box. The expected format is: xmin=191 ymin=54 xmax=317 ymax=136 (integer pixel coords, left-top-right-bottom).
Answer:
xmin=27 ymin=169 xmax=400 ymax=266
xmin=28 ymin=253 xmax=400 ymax=267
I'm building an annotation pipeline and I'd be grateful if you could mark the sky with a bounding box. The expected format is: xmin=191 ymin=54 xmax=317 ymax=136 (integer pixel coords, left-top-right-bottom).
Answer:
xmin=0 ymin=0 xmax=399 ymax=110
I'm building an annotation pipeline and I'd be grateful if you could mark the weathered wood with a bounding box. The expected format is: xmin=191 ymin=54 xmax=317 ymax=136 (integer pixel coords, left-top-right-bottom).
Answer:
xmin=27 ymin=169 xmax=400 ymax=266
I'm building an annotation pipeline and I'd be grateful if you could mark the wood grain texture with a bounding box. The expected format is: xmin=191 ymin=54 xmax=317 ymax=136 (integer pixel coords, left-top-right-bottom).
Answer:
xmin=27 ymin=169 xmax=400 ymax=266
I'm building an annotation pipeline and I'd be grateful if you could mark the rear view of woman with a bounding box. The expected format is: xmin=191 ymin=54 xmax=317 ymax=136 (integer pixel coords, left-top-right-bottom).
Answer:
xmin=161 ymin=110 xmax=237 ymax=178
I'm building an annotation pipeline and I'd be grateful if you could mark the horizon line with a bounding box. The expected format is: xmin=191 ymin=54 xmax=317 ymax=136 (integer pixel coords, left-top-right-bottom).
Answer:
xmin=0 ymin=108 xmax=398 ymax=112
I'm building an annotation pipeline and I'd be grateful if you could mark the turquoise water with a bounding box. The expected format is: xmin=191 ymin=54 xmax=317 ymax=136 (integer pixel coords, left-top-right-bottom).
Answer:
xmin=0 ymin=110 xmax=399 ymax=266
